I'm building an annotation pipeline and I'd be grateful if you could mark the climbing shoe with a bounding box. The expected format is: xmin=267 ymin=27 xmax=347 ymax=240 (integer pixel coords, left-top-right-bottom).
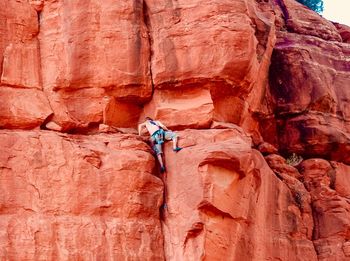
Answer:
xmin=160 ymin=166 xmax=166 ymax=173
xmin=173 ymin=147 xmax=182 ymax=152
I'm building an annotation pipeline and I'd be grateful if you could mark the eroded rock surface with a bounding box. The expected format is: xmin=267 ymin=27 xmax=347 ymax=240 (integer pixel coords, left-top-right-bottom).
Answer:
xmin=162 ymin=129 xmax=316 ymax=260
xmin=142 ymin=0 xmax=276 ymax=136
xmin=0 ymin=131 xmax=163 ymax=260
xmin=262 ymin=0 xmax=350 ymax=165
xmin=38 ymin=0 xmax=152 ymax=130
xmin=0 ymin=0 xmax=51 ymax=129
xmin=334 ymin=22 xmax=350 ymax=43
xmin=300 ymin=159 xmax=350 ymax=260
xmin=0 ymin=0 xmax=350 ymax=260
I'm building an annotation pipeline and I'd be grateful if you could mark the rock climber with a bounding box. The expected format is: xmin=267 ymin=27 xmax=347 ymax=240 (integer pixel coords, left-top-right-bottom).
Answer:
xmin=138 ymin=117 xmax=182 ymax=173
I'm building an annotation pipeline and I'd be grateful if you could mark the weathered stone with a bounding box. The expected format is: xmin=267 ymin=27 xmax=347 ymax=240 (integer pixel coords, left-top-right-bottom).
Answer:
xmin=29 ymin=0 xmax=44 ymax=12
xmin=265 ymin=154 xmax=313 ymax=241
xmin=45 ymin=121 xmax=62 ymax=132
xmin=265 ymin=154 xmax=301 ymax=179
xmin=142 ymin=0 xmax=276 ymax=132
xmin=38 ymin=0 xmax=152 ymax=130
xmin=277 ymin=113 xmax=350 ymax=164
xmin=0 ymin=0 xmax=39 ymax=87
xmin=300 ymin=159 xmax=350 ymax=260
xmin=0 ymin=130 xmax=164 ymax=260
xmin=0 ymin=0 xmax=48 ymax=130
xmin=331 ymin=161 xmax=350 ymax=198
xmin=146 ymin=0 xmax=258 ymax=88
xmin=0 ymin=87 xmax=52 ymax=129
xmin=333 ymin=22 xmax=350 ymax=43
xmin=275 ymin=0 xmax=341 ymax=41
xmin=39 ymin=0 xmax=151 ymax=94
xmin=162 ymin=129 xmax=316 ymax=260
xmin=142 ymin=88 xmax=214 ymax=129
xmin=1 ymin=42 xmax=41 ymax=89
xmin=0 ymin=0 xmax=350 ymax=260
xmin=258 ymin=142 xmax=278 ymax=155
xmin=267 ymin=31 xmax=350 ymax=164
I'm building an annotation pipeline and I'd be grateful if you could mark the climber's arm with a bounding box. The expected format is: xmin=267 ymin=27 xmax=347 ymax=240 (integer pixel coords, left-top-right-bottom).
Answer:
xmin=138 ymin=122 xmax=146 ymax=135
xmin=156 ymin=121 xmax=169 ymax=131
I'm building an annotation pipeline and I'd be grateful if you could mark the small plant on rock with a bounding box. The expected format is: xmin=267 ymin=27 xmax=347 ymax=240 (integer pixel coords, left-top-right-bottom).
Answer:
xmin=286 ymin=153 xmax=303 ymax=166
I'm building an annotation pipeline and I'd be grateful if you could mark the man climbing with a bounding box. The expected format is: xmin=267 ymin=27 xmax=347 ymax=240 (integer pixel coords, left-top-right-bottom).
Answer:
xmin=138 ymin=117 xmax=182 ymax=173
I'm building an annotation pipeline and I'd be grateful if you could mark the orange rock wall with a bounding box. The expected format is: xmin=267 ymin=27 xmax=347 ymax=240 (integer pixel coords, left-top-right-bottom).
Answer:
xmin=0 ymin=130 xmax=163 ymax=260
xmin=0 ymin=0 xmax=349 ymax=260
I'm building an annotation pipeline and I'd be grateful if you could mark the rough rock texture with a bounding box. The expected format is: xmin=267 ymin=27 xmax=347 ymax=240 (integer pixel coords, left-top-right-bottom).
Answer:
xmin=142 ymin=88 xmax=214 ymax=129
xmin=0 ymin=0 xmax=52 ymax=129
xmin=38 ymin=0 xmax=152 ymax=131
xmin=0 ymin=0 xmax=40 ymax=88
xmin=262 ymin=0 xmax=350 ymax=165
xmin=257 ymin=1 xmax=350 ymax=258
xmin=0 ymin=130 xmax=163 ymax=260
xmin=143 ymin=0 xmax=276 ymax=138
xmin=333 ymin=22 xmax=350 ymax=43
xmin=0 ymin=87 xmax=52 ymax=129
xmin=0 ymin=0 xmax=350 ymax=260
xmin=300 ymin=159 xmax=350 ymax=260
xmin=162 ymin=129 xmax=316 ymax=260
xmin=278 ymin=0 xmax=341 ymax=41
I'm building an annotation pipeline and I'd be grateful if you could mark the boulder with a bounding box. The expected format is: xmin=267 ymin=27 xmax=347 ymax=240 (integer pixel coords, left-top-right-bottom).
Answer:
xmin=142 ymin=88 xmax=214 ymax=129
xmin=0 ymin=87 xmax=52 ymax=129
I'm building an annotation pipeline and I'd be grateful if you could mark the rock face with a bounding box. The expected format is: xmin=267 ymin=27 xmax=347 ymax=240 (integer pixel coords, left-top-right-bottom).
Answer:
xmin=300 ymin=159 xmax=350 ymax=260
xmin=162 ymin=129 xmax=316 ymax=260
xmin=140 ymin=0 xmax=277 ymax=138
xmin=267 ymin=30 xmax=350 ymax=163
xmin=263 ymin=0 xmax=350 ymax=165
xmin=334 ymin=22 xmax=350 ymax=43
xmin=0 ymin=0 xmax=350 ymax=260
xmin=38 ymin=0 xmax=152 ymax=131
xmin=0 ymin=0 xmax=52 ymax=129
xmin=0 ymin=130 xmax=163 ymax=260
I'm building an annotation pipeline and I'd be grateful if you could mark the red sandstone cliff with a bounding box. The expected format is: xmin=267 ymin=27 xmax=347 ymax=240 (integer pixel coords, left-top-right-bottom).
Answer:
xmin=0 ymin=0 xmax=349 ymax=260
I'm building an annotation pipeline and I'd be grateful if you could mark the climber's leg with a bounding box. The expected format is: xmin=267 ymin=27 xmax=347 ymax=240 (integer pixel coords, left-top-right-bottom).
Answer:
xmin=164 ymin=131 xmax=182 ymax=152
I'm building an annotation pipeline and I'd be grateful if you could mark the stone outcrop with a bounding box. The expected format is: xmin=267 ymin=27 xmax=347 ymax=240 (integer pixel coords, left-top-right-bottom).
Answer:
xmin=143 ymin=0 xmax=276 ymax=140
xmin=0 ymin=0 xmax=350 ymax=260
xmin=0 ymin=87 xmax=52 ymax=129
xmin=300 ymin=159 xmax=350 ymax=260
xmin=162 ymin=129 xmax=316 ymax=260
xmin=262 ymin=0 xmax=350 ymax=165
xmin=0 ymin=0 xmax=52 ymax=129
xmin=278 ymin=0 xmax=341 ymax=41
xmin=334 ymin=22 xmax=350 ymax=43
xmin=0 ymin=130 xmax=163 ymax=260
xmin=38 ymin=0 xmax=152 ymax=131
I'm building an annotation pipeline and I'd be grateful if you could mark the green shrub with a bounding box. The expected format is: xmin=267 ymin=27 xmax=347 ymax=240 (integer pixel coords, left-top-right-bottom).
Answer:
xmin=296 ymin=0 xmax=324 ymax=13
